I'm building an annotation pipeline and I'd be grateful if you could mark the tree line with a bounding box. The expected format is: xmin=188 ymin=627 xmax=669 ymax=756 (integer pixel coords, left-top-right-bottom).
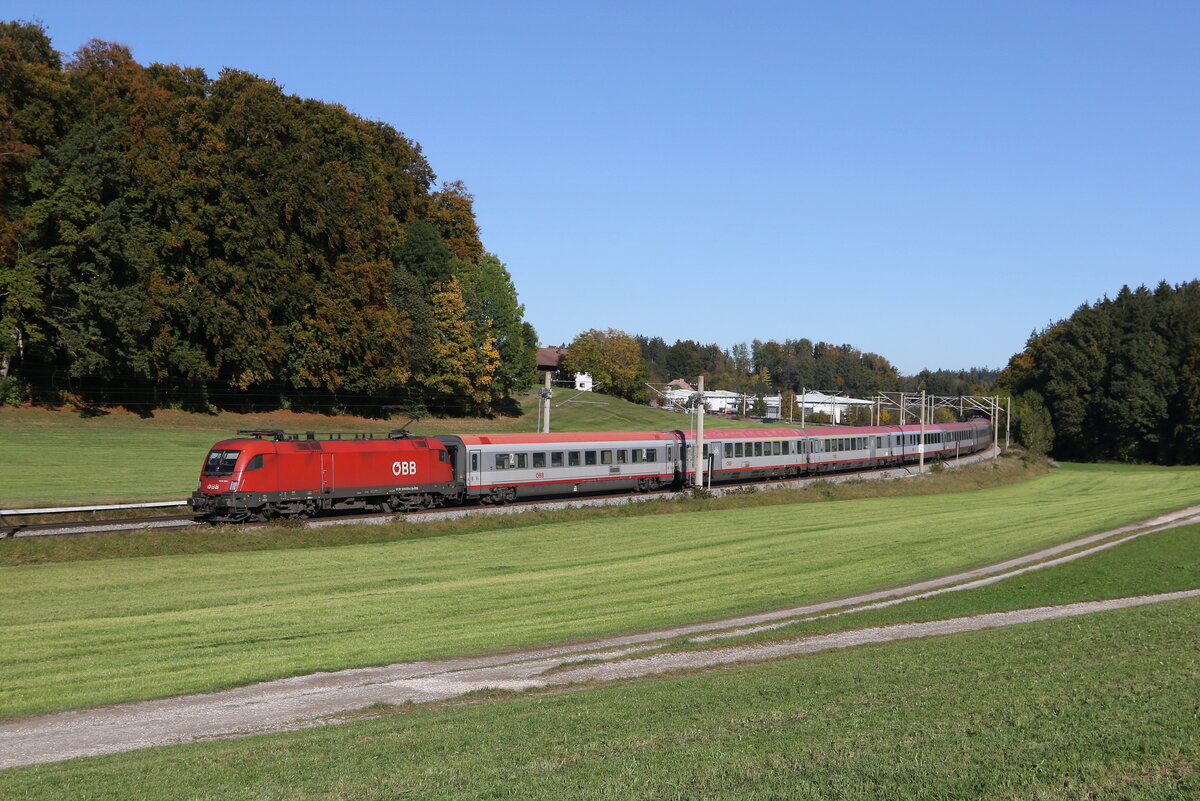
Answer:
xmin=1001 ymin=281 xmax=1200 ymax=463
xmin=0 ymin=21 xmax=537 ymax=414
xmin=560 ymin=328 xmax=997 ymax=405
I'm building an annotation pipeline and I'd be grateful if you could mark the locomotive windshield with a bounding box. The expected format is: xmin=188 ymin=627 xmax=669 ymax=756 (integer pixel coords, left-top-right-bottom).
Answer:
xmin=203 ymin=449 xmax=241 ymax=477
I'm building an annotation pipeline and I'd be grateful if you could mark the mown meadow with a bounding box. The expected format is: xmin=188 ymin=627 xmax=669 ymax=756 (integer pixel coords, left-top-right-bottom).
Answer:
xmin=1 ymin=503 xmax=1196 ymax=799
xmin=2 ymin=461 xmax=1197 ymax=721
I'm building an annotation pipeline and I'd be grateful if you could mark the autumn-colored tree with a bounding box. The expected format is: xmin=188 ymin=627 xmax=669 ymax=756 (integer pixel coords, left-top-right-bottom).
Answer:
xmin=429 ymin=180 xmax=483 ymax=262
xmin=458 ymin=252 xmax=537 ymax=396
xmin=421 ymin=276 xmax=501 ymax=411
xmin=562 ymin=328 xmax=649 ymax=402
xmin=0 ymin=21 xmax=536 ymax=414
xmin=0 ymin=22 xmax=68 ymax=381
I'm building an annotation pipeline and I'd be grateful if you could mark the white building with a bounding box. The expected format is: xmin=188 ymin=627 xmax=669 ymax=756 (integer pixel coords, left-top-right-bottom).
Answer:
xmin=574 ymin=372 xmax=594 ymax=392
xmin=795 ymin=391 xmax=873 ymax=423
xmin=660 ymin=388 xmax=782 ymax=418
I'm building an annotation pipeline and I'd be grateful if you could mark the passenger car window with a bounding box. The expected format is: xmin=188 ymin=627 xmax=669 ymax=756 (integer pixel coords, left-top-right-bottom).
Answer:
xmin=585 ymin=451 xmax=597 ymax=466
xmin=551 ymin=452 xmax=564 ymax=468
xmin=569 ymin=451 xmax=581 ymax=466
xmin=533 ymin=452 xmax=546 ymax=468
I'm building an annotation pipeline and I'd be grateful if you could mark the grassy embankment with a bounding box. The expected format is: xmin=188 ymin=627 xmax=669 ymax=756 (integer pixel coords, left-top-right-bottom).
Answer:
xmin=1 ymin=461 xmax=1197 ymax=721
xmin=1 ymin=515 xmax=1196 ymax=798
xmin=0 ymin=393 xmax=769 ymax=508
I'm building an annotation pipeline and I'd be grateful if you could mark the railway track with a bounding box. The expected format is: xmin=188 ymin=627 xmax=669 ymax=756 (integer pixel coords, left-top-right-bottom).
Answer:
xmin=2 ymin=449 xmax=999 ymax=540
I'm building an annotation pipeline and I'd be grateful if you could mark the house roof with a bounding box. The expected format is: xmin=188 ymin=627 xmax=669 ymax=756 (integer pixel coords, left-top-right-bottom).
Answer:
xmin=536 ymin=347 xmax=568 ymax=371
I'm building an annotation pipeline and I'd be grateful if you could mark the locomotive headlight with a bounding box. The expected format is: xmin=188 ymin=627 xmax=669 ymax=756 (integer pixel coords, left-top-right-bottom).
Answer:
xmin=229 ymin=481 xmax=239 ymax=492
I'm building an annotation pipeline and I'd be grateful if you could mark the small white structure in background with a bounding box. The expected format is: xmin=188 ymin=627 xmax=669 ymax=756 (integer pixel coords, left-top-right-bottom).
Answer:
xmin=700 ymin=390 xmax=744 ymax=414
xmin=797 ymin=391 xmax=873 ymax=423
xmin=658 ymin=388 xmax=782 ymax=418
xmin=574 ymin=372 xmax=594 ymax=391
xmin=763 ymin=395 xmax=782 ymax=419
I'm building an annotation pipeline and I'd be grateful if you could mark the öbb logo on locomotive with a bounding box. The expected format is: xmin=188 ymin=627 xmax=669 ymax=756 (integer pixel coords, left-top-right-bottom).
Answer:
xmin=188 ymin=422 xmax=993 ymax=524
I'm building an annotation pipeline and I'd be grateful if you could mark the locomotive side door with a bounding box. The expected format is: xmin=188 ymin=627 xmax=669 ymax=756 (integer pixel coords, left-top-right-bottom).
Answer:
xmin=320 ymin=453 xmax=334 ymax=493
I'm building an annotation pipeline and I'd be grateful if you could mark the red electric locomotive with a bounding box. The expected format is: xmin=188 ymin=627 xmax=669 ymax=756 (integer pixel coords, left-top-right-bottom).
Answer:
xmin=189 ymin=429 xmax=461 ymax=523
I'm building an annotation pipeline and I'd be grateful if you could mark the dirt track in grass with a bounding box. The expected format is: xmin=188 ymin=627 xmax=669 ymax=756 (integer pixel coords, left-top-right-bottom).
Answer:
xmin=3 ymin=504 xmax=1198 ymax=770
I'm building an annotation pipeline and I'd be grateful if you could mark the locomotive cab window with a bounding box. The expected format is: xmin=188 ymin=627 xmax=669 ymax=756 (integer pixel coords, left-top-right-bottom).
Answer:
xmin=244 ymin=454 xmax=265 ymax=471
xmin=203 ymin=450 xmax=241 ymax=476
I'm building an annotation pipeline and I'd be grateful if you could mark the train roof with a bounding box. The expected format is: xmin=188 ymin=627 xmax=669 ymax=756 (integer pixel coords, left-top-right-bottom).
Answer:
xmin=679 ymin=421 xmax=987 ymax=440
xmin=446 ymin=431 xmax=679 ymax=446
xmin=207 ymin=435 xmax=445 ymax=452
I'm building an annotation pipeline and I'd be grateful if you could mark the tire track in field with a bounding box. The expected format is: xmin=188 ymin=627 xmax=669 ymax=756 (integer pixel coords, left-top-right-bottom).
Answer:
xmin=1 ymin=505 xmax=1198 ymax=770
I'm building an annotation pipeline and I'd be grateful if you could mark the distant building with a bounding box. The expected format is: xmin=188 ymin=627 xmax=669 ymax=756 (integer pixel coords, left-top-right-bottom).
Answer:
xmin=796 ymin=391 xmax=872 ymax=423
xmin=536 ymin=347 xmax=593 ymax=392
xmin=536 ymin=347 xmax=568 ymax=374
xmin=659 ymin=387 xmax=781 ymax=418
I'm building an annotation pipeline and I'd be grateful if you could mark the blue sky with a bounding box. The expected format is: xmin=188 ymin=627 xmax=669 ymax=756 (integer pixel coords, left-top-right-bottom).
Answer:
xmin=15 ymin=1 xmax=1200 ymax=374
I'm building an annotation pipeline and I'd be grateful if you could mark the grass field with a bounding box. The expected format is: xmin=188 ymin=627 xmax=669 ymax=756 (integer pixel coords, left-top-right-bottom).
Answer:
xmin=671 ymin=519 xmax=1200 ymax=650
xmin=0 ymin=394 xmax=773 ymax=507
xmin=1 ymin=518 xmax=1195 ymax=798
xmin=1 ymin=461 xmax=1197 ymax=721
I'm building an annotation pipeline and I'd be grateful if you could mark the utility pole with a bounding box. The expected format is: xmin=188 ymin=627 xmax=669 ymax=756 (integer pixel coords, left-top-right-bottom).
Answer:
xmin=993 ymin=396 xmax=1001 ymax=455
xmin=1005 ymin=396 xmax=1011 ymax=450
xmin=695 ymin=375 xmax=706 ymax=489
xmin=919 ymin=389 xmax=926 ymax=472
xmin=540 ymin=371 xmax=552 ymax=433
